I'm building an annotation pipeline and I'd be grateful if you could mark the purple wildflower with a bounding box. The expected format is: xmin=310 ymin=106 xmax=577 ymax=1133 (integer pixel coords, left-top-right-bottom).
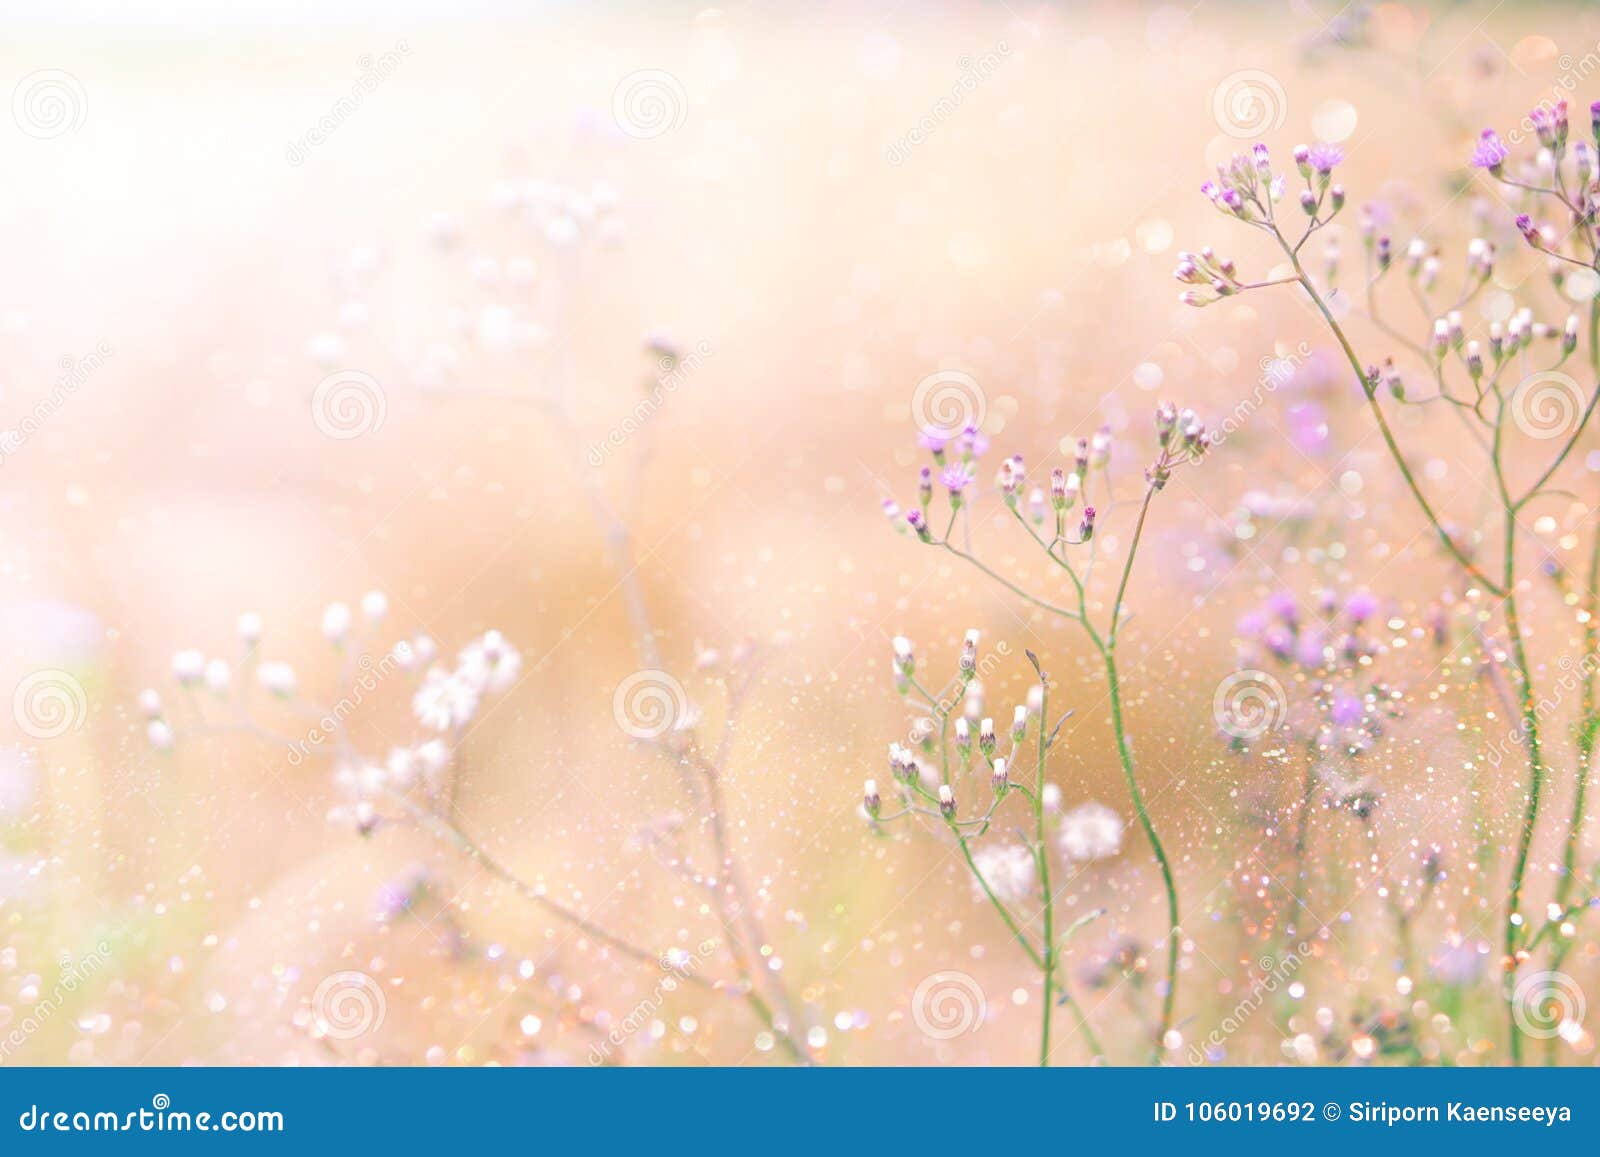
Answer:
xmin=1306 ymin=142 xmax=1344 ymax=175
xmin=1345 ymin=590 xmax=1378 ymax=623
xmin=1469 ymin=129 xmax=1509 ymax=173
xmin=1330 ymin=693 xmax=1365 ymax=729
xmin=1515 ymin=213 xmax=1542 ymax=248
xmin=940 ymin=461 xmax=975 ymax=497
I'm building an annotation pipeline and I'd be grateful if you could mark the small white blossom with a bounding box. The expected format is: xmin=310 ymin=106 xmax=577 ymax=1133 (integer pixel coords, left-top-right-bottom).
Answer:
xmin=361 ymin=590 xmax=389 ymax=624
xmin=970 ymin=843 xmax=1038 ymax=903
xmin=147 ymin=720 xmax=174 ymax=751
xmin=321 ymin=602 xmax=352 ymax=644
xmin=413 ymin=668 xmax=479 ymax=731
xmin=204 ymin=659 xmax=230 ymax=694
xmin=172 ymin=650 xmax=205 ymax=685
xmin=1059 ymin=801 xmax=1124 ymax=862
xmin=257 ymin=661 xmax=297 ymax=697
xmin=456 ymin=630 xmax=522 ymax=694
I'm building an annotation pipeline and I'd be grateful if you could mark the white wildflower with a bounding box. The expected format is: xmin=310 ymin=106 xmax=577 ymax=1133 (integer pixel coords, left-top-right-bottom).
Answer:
xmin=970 ymin=843 xmax=1038 ymax=904
xmin=257 ymin=661 xmax=297 ymax=697
xmin=412 ymin=667 xmax=479 ymax=731
xmin=456 ymin=630 xmax=522 ymax=694
xmin=171 ymin=650 xmax=205 ymax=685
xmin=1059 ymin=801 xmax=1124 ymax=862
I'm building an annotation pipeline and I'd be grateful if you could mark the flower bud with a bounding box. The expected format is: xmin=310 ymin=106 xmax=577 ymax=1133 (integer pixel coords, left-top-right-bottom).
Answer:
xmin=1079 ymin=506 xmax=1097 ymax=542
xmin=892 ymin=635 xmax=914 ymax=677
xmin=1011 ymin=704 xmax=1027 ymax=742
xmin=938 ymin=784 xmax=956 ymax=817
xmin=321 ymin=602 xmax=352 ymax=644
xmin=172 ymin=650 xmax=205 ymax=686
xmin=361 ymin=590 xmax=389 ymax=624
xmin=1090 ymin=427 xmax=1111 ymax=468
xmin=864 ymin=778 xmax=881 ymax=818
xmin=991 ymin=756 xmax=1008 ymax=793
xmin=959 ymin=628 xmax=979 ymax=677
xmin=979 ymin=717 xmax=997 ymax=755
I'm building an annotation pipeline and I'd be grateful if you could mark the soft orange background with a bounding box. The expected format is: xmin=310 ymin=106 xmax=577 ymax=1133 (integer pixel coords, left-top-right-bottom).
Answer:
xmin=2 ymin=0 xmax=1597 ymax=1064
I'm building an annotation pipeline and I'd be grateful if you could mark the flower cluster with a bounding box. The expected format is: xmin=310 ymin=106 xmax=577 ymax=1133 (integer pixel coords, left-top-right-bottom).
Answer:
xmin=1184 ymin=99 xmax=1600 ymax=1062
xmin=1230 ymin=586 xmax=1402 ymax=817
xmin=139 ymin=591 xmax=521 ymax=835
xmin=872 ymin=629 xmax=1125 ymax=900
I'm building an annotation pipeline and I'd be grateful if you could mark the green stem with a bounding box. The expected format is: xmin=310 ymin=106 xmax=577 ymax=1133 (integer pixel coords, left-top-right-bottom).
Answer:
xmin=1036 ymin=670 xmax=1055 ymax=1066
xmin=1271 ymin=238 xmax=1504 ymax=597
xmin=1104 ymin=646 xmax=1180 ymax=1060
xmin=1501 ymin=576 xmax=1546 ymax=1066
